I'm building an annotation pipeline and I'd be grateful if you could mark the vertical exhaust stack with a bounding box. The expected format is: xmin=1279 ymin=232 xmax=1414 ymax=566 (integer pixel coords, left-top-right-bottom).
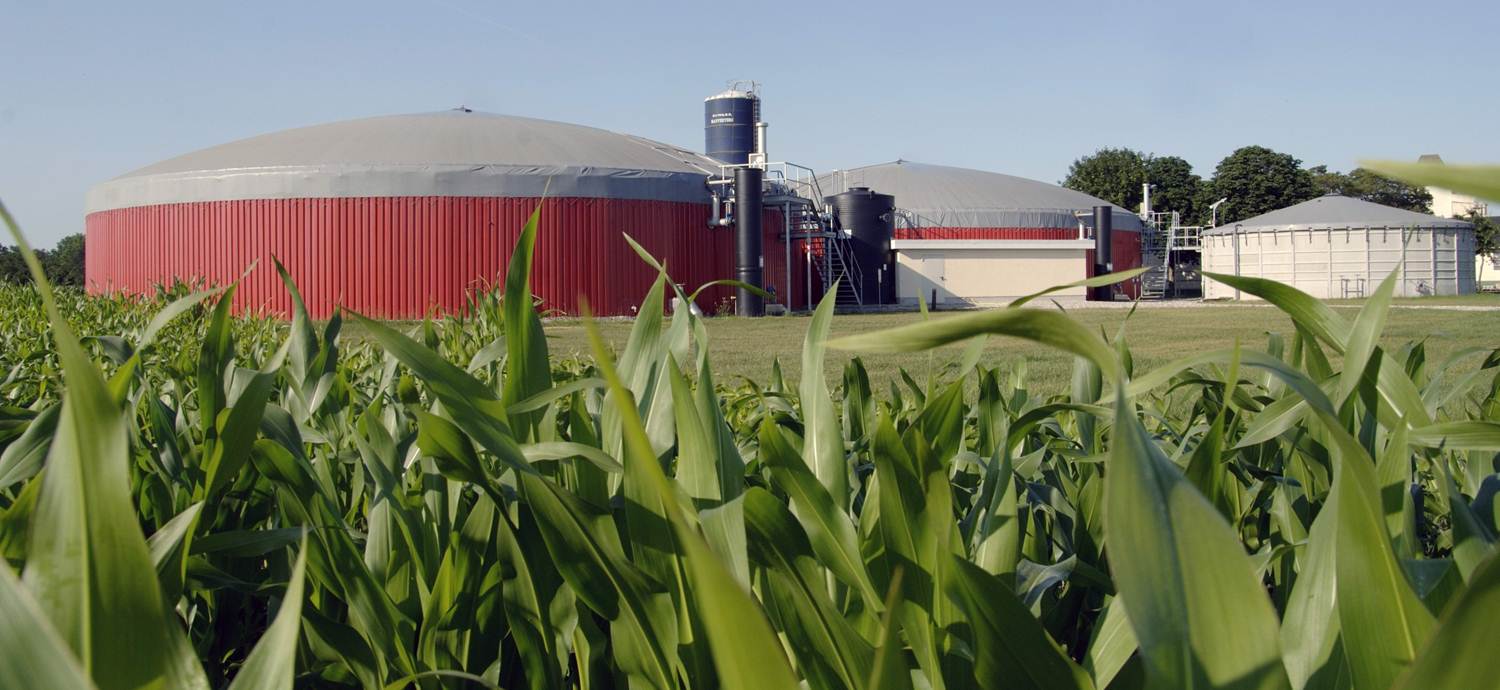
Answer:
xmin=1093 ymin=205 xmax=1113 ymax=301
xmin=751 ymin=121 xmax=768 ymax=167
xmin=735 ymin=166 xmax=764 ymax=316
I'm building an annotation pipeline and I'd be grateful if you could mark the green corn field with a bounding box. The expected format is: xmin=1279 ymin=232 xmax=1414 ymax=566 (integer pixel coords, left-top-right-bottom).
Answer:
xmin=2 ymin=163 xmax=1500 ymax=690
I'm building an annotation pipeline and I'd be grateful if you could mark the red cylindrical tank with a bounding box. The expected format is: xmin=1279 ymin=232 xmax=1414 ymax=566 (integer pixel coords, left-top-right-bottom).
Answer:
xmin=85 ymin=111 xmax=745 ymax=318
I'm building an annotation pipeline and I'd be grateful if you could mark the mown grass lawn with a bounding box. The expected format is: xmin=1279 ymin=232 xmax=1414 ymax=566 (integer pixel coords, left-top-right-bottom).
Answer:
xmin=1328 ymin=291 xmax=1500 ymax=307
xmin=543 ymin=303 xmax=1500 ymax=394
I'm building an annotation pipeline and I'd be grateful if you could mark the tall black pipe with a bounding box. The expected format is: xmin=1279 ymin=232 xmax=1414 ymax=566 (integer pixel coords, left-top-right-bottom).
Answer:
xmin=1093 ymin=205 xmax=1113 ymax=301
xmin=735 ymin=167 xmax=764 ymax=316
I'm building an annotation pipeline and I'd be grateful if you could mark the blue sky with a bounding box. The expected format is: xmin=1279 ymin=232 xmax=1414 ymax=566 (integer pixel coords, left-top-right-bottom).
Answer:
xmin=3 ymin=0 xmax=1497 ymax=247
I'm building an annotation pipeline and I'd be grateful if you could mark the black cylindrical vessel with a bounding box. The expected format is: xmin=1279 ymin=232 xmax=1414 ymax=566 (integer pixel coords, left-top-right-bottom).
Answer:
xmin=735 ymin=167 xmax=764 ymax=316
xmin=828 ymin=187 xmax=896 ymax=305
xmin=705 ymin=93 xmax=758 ymax=165
xmin=1093 ymin=205 xmax=1113 ymax=300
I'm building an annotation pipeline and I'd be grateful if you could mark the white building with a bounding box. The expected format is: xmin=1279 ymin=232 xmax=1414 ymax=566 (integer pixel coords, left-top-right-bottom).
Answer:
xmin=1419 ymin=154 xmax=1490 ymax=218
xmin=1202 ymin=195 xmax=1476 ymax=299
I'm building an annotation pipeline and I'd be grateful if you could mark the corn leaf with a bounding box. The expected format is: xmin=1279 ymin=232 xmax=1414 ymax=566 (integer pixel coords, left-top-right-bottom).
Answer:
xmin=0 ymin=560 xmax=96 ymax=689
xmin=1409 ymin=421 xmax=1500 ymax=450
xmin=831 ymin=307 xmax=1119 ymax=380
xmin=1328 ymin=428 xmax=1436 ymax=689
xmin=1280 ymin=495 xmax=1349 ymax=690
xmin=801 ymin=286 xmax=849 ymax=507
xmin=947 ymin=558 xmax=1094 ymax=690
xmin=1008 ymin=267 xmax=1149 ymax=308
xmin=500 ymin=203 xmax=553 ymax=436
xmin=1104 ymin=384 xmax=1289 ymax=690
xmin=743 ymin=487 xmax=873 ymax=690
xmin=1362 ymin=161 xmax=1500 ymax=202
xmin=1391 ymin=552 xmax=1500 ymax=690
xmin=4 ymin=201 xmax=177 ymax=690
xmin=348 ymin=313 xmax=532 ymax=473
xmin=1438 ymin=467 xmax=1496 ymax=582
xmin=227 ymin=536 xmax=308 ymax=690
xmin=678 ymin=499 xmax=800 ymax=690
xmin=1083 ymin=598 xmax=1139 ymax=690
xmin=760 ymin=416 xmax=882 ymax=612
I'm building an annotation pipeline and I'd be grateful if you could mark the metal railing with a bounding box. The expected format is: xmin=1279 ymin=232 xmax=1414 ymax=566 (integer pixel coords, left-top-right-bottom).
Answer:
xmin=1168 ymin=226 xmax=1201 ymax=251
xmin=787 ymin=203 xmax=863 ymax=306
xmin=715 ymin=160 xmax=873 ymax=308
xmin=727 ymin=161 xmax=829 ymax=213
xmin=1136 ymin=210 xmax=1209 ymax=299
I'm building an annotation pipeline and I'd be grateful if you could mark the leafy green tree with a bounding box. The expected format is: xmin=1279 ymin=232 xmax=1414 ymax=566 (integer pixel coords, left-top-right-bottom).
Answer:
xmin=1461 ymin=209 xmax=1498 ymax=282
xmin=1308 ymin=164 xmax=1344 ymax=195
xmin=42 ymin=234 xmax=85 ymax=287
xmin=1345 ymin=168 xmax=1432 ymax=212
xmin=0 ymin=244 xmax=31 ymax=284
xmin=1062 ymin=148 xmax=1147 ymax=211
xmin=1310 ymin=165 xmax=1432 ymax=213
xmin=1193 ymin=179 xmax=1225 ymax=226
xmin=1211 ymin=146 xmax=1317 ymax=223
xmin=1063 ymin=149 xmax=1206 ymax=223
xmin=1144 ymin=155 xmax=1206 ymax=224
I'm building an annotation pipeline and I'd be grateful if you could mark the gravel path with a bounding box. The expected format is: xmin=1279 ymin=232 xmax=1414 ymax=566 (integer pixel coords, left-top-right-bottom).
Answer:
xmin=1025 ymin=299 xmax=1500 ymax=312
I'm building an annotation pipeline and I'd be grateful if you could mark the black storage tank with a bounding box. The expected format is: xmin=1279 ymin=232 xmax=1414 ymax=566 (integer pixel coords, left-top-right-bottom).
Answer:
xmin=827 ymin=187 xmax=896 ymax=305
xmin=704 ymin=89 xmax=759 ymax=165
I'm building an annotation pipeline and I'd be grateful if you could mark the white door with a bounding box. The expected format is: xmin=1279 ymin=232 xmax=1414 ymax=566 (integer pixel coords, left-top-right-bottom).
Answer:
xmin=897 ymin=251 xmax=946 ymax=305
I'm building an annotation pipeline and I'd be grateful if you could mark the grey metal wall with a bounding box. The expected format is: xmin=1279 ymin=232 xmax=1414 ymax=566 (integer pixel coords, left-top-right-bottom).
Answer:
xmin=1202 ymin=226 xmax=1477 ymax=299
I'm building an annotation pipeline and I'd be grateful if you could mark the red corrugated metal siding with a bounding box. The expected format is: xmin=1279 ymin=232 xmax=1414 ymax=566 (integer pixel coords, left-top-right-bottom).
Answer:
xmin=85 ymin=197 xmax=733 ymax=319
xmin=1085 ymin=229 xmax=1144 ymax=299
xmin=758 ymin=208 xmax=821 ymax=312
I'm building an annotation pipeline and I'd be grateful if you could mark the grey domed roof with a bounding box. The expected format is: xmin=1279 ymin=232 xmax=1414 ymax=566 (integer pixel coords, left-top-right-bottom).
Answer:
xmin=88 ymin=111 xmax=720 ymax=212
xmin=818 ymin=160 xmax=1143 ymax=231
xmin=1205 ymin=195 xmax=1473 ymax=234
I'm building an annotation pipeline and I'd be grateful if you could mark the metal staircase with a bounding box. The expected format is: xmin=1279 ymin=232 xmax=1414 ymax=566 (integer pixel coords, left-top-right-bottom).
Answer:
xmin=823 ymin=236 xmax=864 ymax=307
xmin=1137 ymin=211 xmax=1203 ymax=300
xmin=1139 ymin=226 xmax=1169 ymax=300
xmin=787 ymin=202 xmax=863 ymax=307
xmin=761 ymin=163 xmax=865 ymax=309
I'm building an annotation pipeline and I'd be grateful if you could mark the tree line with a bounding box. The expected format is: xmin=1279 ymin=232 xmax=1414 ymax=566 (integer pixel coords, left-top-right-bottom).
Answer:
xmin=1062 ymin=146 xmax=1498 ymax=266
xmin=0 ymin=233 xmax=84 ymax=287
xmin=1061 ymin=145 xmax=1439 ymax=226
